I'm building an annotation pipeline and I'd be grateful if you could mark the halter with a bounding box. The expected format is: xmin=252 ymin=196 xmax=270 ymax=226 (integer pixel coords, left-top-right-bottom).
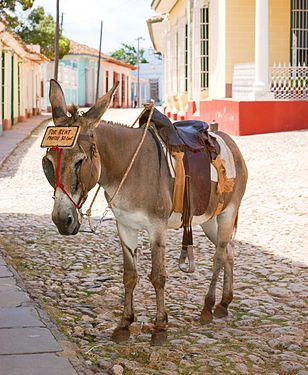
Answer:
xmin=48 ymin=102 xmax=155 ymax=233
xmin=51 ymin=146 xmax=82 ymax=209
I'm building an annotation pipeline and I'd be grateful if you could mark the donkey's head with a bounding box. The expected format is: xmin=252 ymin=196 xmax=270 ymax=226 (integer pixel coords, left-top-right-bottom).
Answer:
xmin=42 ymin=79 xmax=119 ymax=235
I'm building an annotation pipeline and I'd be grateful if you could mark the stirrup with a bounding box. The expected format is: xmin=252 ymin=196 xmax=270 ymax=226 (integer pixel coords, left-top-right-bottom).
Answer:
xmin=178 ymin=245 xmax=195 ymax=273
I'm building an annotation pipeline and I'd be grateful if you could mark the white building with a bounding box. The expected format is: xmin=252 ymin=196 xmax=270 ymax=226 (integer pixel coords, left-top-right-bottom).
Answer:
xmin=0 ymin=21 xmax=48 ymax=134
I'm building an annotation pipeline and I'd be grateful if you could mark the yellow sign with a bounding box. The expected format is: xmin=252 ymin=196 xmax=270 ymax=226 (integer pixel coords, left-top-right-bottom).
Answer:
xmin=41 ymin=126 xmax=80 ymax=148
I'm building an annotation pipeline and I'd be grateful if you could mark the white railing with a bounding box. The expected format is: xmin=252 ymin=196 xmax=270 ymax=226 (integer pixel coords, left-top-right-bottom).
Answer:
xmin=270 ymin=63 xmax=308 ymax=100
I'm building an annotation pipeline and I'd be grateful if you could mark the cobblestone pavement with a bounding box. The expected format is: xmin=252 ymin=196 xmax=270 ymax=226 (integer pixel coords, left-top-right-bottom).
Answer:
xmin=0 ymin=111 xmax=307 ymax=375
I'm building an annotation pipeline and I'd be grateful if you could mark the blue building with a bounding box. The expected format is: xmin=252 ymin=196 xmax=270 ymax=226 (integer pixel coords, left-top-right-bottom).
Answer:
xmin=62 ymin=40 xmax=136 ymax=108
xmin=42 ymin=39 xmax=136 ymax=110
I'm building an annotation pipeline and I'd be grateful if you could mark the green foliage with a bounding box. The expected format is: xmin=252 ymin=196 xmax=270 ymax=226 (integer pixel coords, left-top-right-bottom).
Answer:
xmin=111 ymin=43 xmax=148 ymax=66
xmin=0 ymin=0 xmax=34 ymax=29
xmin=0 ymin=3 xmax=70 ymax=60
xmin=17 ymin=6 xmax=70 ymax=60
xmin=59 ymin=36 xmax=70 ymax=59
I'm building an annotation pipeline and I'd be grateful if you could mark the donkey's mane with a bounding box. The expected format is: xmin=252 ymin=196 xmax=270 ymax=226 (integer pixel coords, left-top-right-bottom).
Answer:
xmin=67 ymin=104 xmax=79 ymax=118
xmin=67 ymin=104 xmax=131 ymax=128
xmin=100 ymin=120 xmax=130 ymax=128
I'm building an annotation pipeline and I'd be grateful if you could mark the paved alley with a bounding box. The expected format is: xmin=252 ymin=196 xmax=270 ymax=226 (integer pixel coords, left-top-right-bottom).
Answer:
xmin=0 ymin=110 xmax=307 ymax=374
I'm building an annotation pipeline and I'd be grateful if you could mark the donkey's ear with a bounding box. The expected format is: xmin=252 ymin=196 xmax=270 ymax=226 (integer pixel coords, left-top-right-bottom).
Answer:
xmin=83 ymin=81 xmax=119 ymax=125
xmin=49 ymin=79 xmax=68 ymax=126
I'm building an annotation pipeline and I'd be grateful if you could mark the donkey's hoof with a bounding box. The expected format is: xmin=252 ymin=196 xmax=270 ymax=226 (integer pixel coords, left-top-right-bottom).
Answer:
xmin=200 ymin=309 xmax=213 ymax=324
xmin=178 ymin=263 xmax=195 ymax=273
xmin=151 ymin=329 xmax=168 ymax=346
xmin=111 ymin=327 xmax=130 ymax=343
xmin=118 ymin=315 xmax=135 ymax=329
xmin=214 ymin=304 xmax=228 ymax=318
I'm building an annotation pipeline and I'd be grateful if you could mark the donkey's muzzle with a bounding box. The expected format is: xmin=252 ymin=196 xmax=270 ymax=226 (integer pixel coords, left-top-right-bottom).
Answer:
xmin=52 ymin=208 xmax=80 ymax=235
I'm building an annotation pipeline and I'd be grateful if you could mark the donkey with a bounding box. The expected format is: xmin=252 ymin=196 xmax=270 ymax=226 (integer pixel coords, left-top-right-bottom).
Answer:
xmin=43 ymin=79 xmax=247 ymax=341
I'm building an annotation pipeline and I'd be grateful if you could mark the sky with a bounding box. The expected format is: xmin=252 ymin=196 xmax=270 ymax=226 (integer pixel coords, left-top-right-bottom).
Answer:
xmin=32 ymin=0 xmax=157 ymax=54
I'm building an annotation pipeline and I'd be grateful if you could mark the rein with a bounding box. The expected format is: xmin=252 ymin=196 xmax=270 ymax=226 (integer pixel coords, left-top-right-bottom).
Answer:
xmin=51 ymin=146 xmax=82 ymax=209
xmin=81 ymin=103 xmax=155 ymax=233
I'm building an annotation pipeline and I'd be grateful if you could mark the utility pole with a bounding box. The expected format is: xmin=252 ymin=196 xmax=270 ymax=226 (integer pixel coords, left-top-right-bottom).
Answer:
xmin=96 ymin=20 xmax=103 ymax=102
xmin=136 ymin=36 xmax=145 ymax=107
xmin=60 ymin=12 xmax=64 ymax=33
xmin=54 ymin=0 xmax=60 ymax=80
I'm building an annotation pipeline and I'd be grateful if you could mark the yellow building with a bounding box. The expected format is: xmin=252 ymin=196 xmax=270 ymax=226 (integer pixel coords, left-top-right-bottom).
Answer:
xmin=148 ymin=0 xmax=308 ymax=135
xmin=0 ymin=21 xmax=48 ymax=134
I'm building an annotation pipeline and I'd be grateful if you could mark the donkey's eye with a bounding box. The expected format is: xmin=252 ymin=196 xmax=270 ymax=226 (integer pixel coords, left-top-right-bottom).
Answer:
xmin=72 ymin=159 xmax=83 ymax=193
xmin=42 ymin=156 xmax=55 ymax=188
xmin=75 ymin=159 xmax=83 ymax=173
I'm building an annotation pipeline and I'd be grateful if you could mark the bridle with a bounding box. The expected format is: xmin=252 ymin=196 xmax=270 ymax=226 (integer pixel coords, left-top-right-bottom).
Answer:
xmin=51 ymin=146 xmax=83 ymax=209
xmin=46 ymin=102 xmax=155 ymax=233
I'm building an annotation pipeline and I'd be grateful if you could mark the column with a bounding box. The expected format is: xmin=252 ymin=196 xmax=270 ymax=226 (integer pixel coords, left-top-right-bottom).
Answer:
xmin=253 ymin=0 xmax=271 ymax=99
xmin=3 ymin=51 xmax=12 ymax=129
xmin=118 ymin=72 xmax=123 ymax=108
xmin=0 ymin=46 xmax=2 ymax=134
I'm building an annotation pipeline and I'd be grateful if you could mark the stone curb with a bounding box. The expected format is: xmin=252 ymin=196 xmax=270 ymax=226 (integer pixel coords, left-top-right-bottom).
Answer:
xmin=0 ymin=115 xmax=52 ymax=169
xmin=0 ymin=254 xmax=93 ymax=375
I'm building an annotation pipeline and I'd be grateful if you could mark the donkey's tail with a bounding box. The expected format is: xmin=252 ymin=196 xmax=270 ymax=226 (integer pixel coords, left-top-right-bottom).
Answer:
xmin=232 ymin=212 xmax=238 ymax=240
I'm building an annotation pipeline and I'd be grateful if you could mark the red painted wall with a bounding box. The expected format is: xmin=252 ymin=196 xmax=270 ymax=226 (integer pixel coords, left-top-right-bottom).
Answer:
xmin=239 ymin=101 xmax=308 ymax=135
xmin=187 ymin=100 xmax=308 ymax=136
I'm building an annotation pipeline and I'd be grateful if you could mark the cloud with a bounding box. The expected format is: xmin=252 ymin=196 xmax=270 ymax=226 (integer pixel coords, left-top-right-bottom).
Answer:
xmin=33 ymin=0 xmax=156 ymax=53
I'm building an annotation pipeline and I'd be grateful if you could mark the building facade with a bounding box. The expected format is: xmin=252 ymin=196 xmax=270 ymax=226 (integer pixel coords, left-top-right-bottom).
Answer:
xmin=61 ymin=40 xmax=136 ymax=108
xmin=0 ymin=21 xmax=48 ymax=134
xmin=131 ymin=75 xmax=150 ymax=106
xmin=148 ymin=0 xmax=308 ymax=135
xmin=41 ymin=61 xmax=79 ymax=110
xmin=132 ymin=49 xmax=164 ymax=105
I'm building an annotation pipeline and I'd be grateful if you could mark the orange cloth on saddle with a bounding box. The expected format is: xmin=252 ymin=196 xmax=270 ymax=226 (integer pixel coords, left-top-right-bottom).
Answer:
xmin=172 ymin=151 xmax=185 ymax=213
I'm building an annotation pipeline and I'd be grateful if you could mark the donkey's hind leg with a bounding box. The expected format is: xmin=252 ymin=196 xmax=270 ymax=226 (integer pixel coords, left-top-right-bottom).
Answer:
xmin=213 ymin=241 xmax=234 ymax=318
xmin=200 ymin=206 xmax=237 ymax=324
xmin=116 ymin=222 xmax=138 ymax=330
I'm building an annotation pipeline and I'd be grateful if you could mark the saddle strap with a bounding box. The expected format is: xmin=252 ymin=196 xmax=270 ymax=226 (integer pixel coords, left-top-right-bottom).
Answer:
xmin=172 ymin=151 xmax=185 ymax=213
xmin=182 ymin=155 xmax=193 ymax=248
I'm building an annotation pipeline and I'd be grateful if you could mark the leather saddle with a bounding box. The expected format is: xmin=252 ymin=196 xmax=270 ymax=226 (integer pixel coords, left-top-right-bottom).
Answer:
xmin=140 ymin=108 xmax=220 ymax=273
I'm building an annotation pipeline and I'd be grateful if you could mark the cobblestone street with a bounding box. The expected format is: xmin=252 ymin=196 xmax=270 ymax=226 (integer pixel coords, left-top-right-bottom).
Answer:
xmin=0 ymin=110 xmax=307 ymax=375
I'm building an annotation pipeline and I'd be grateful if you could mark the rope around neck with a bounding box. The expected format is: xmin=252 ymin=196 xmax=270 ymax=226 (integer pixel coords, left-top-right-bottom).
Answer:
xmin=82 ymin=103 xmax=155 ymax=233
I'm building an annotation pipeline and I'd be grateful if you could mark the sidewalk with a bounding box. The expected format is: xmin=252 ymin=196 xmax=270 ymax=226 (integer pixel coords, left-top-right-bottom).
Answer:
xmin=0 ymin=115 xmax=79 ymax=375
xmin=0 ymin=114 xmax=52 ymax=167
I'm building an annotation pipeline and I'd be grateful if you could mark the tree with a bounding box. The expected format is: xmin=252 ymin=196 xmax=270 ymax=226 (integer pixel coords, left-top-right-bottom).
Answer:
xmin=0 ymin=0 xmax=34 ymax=29
xmin=111 ymin=43 xmax=148 ymax=66
xmin=18 ymin=7 xmax=70 ymax=59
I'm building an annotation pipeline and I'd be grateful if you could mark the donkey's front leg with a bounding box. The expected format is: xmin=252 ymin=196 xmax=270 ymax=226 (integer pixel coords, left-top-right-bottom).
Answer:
xmin=114 ymin=222 xmax=138 ymax=337
xmin=148 ymin=227 xmax=168 ymax=332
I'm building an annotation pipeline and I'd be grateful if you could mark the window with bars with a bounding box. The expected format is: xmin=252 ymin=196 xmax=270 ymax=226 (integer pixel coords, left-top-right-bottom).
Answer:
xmin=1 ymin=53 xmax=4 ymax=120
xmin=291 ymin=0 xmax=308 ymax=66
xmin=105 ymin=71 xmax=109 ymax=93
xmin=149 ymin=78 xmax=160 ymax=102
xmin=185 ymin=23 xmax=188 ymax=92
xmin=200 ymin=6 xmax=209 ymax=90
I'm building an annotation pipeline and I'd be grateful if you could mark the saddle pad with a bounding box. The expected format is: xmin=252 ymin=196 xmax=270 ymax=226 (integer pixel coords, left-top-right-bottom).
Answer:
xmin=165 ymin=133 xmax=236 ymax=183
xmin=208 ymin=132 xmax=236 ymax=182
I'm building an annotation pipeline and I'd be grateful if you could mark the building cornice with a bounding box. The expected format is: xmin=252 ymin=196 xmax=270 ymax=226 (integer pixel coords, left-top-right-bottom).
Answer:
xmin=64 ymin=53 xmax=136 ymax=70
xmin=151 ymin=0 xmax=178 ymax=12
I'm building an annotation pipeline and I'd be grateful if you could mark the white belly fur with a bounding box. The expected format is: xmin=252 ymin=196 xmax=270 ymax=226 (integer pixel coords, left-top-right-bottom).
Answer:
xmin=168 ymin=212 xmax=213 ymax=229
